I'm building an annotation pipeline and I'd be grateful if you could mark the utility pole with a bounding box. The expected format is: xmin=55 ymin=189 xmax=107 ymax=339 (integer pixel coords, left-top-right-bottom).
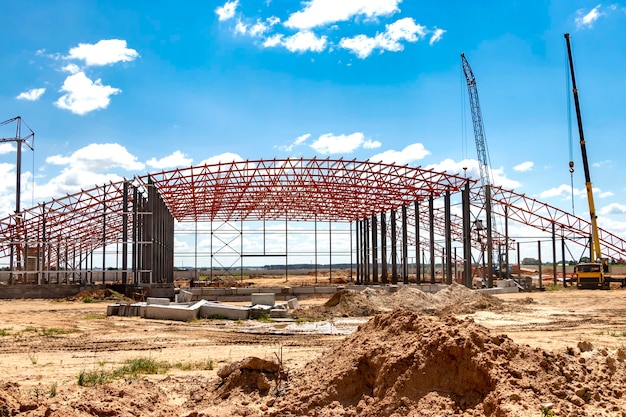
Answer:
xmin=1 ymin=117 xmax=35 ymax=274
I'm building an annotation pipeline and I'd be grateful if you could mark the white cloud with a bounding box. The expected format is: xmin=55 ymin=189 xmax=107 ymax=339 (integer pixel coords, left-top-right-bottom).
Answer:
xmin=575 ymin=5 xmax=603 ymax=28
xmin=422 ymin=158 xmax=520 ymax=189
xmin=55 ymin=72 xmax=121 ymax=115
xmin=16 ymin=88 xmax=46 ymax=101
xmin=263 ymin=34 xmax=284 ymax=47
xmin=370 ymin=143 xmax=431 ymax=164
xmin=0 ymin=144 xmax=15 ymax=154
xmin=62 ymin=63 xmax=81 ymax=74
xmin=46 ymin=143 xmax=144 ymax=172
xmin=363 ymin=139 xmax=382 ymax=149
xmin=279 ymin=133 xmax=311 ymax=152
xmin=67 ymin=39 xmax=139 ymax=66
xmin=285 ymin=0 xmax=401 ymax=30
xmin=539 ymin=184 xmax=578 ymax=199
xmin=310 ymin=132 xmax=370 ymax=154
xmin=36 ymin=143 xmax=144 ymax=199
xmin=282 ymin=31 xmax=328 ymax=53
xmin=216 ymin=0 xmax=239 ymax=21
xmin=340 ymin=17 xmax=427 ymax=58
xmin=197 ymin=152 xmax=244 ymax=166
xmin=235 ymin=20 xmax=248 ymax=34
xmin=146 ymin=151 xmax=193 ymax=169
xmin=513 ymin=161 xmax=534 ymax=172
xmin=0 ymin=163 xmax=14 ymax=194
xmin=599 ymin=203 xmax=626 ymax=215
xmin=429 ymin=28 xmax=445 ymax=45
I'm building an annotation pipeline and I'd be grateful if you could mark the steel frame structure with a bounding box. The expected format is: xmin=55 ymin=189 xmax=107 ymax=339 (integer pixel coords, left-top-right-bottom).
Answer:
xmin=1 ymin=158 xmax=625 ymax=288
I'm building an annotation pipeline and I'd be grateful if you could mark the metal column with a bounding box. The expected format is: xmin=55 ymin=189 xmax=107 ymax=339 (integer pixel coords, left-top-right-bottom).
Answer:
xmin=401 ymin=205 xmax=408 ymax=284
xmin=391 ymin=209 xmax=398 ymax=284
xmin=429 ymin=195 xmax=435 ymax=284
xmin=444 ymin=189 xmax=452 ymax=284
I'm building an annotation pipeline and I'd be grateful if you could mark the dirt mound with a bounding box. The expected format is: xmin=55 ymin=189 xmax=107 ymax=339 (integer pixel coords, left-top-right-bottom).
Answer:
xmin=271 ymin=309 xmax=626 ymax=417
xmin=63 ymin=289 xmax=131 ymax=303
xmin=301 ymin=283 xmax=505 ymax=318
xmin=216 ymin=357 xmax=285 ymax=399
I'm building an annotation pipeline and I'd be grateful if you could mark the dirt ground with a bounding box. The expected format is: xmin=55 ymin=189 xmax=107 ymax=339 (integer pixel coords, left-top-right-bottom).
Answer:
xmin=2 ymin=284 xmax=626 ymax=416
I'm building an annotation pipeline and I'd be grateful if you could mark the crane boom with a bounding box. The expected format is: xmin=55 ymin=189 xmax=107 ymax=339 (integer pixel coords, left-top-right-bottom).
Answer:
xmin=564 ymin=33 xmax=602 ymax=262
xmin=461 ymin=53 xmax=492 ymax=189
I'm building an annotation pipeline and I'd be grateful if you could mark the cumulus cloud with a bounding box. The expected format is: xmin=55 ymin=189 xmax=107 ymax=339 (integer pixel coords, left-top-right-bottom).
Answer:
xmin=54 ymin=72 xmax=121 ymax=115
xmin=429 ymin=28 xmax=445 ymax=45
xmin=278 ymin=133 xmax=311 ymax=152
xmin=285 ymin=0 xmax=401 ymax=29
xmin=310 ymin=132 xmax=372 ymax=154
xmin=370 ymin=143 xmax=431 ymax=165
xmin=67 ymin=39 xmax=139 ymax=66
xmin=599 ymin=203 xmax=626 ymax=215
xmin=61 ymin=63 xmax=81 ymax=74
xmin=16 ymin=88 xmax=46 ymax=101
xmin=539 ymin=184 xmax=576 ymax=199
xmin=197 ymin=152 xmax=244 ymax=166
xmin=513 ymin=161 xmax=534 ymax=172
xmin=0 ymin=144 xmax=15 ymax=154
xmin=340 ymin=17 xmax=427 ymax=58
xmin=363 ymin=139 xmax=382 ymax=149
xmin=575 ymin=5 xmax=603 ymax=28
xmin=423 ymin=158 xmax=520 ymax=189
xmin=216 ymin=0 xmax=239 ymax=21
xmin=146 ymin=151 xmax=193 ymax=169
xmin=46 ymin=143 xmax=144 ymax=172
xmin=36 ymin=143 xmax=143 ymax=199
xmin=277 ymin=31 xmax=328 ymax=53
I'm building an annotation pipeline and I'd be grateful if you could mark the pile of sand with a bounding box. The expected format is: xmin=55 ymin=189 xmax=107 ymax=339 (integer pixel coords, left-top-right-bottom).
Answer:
xmin=62 ymin=289 xmax=131 ymax=303
xmin=270 ymin=309 xmax=626 ymax=417
xmin=300 ymin=283 xmax=506 ymax=318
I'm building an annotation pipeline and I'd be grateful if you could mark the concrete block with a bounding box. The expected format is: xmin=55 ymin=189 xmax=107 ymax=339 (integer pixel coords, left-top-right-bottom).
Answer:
xmin=287 ymin=298 xmax=299 ymax=310
xmin=251 ymin=293 xmax=275 ymax=306
xmin=294 ymin=287 xmax=316 ymax=295
xmin=249 ymin=304 xmax=272 ymax=319
xmin=235 ymin=288 xmax=256 ymax=296
xmin=270 ymin=308 xmax=288 ymax=318
xmin=106 ymin=304 xmax=119 ymax=316
xmin=147 ymin=297 xmax=170 ymax=305
xmin=178 ymin=290 xmax=193 ymax=303
xmin=281 ymin=286 xmax=293 ymax=295
xmin=144 ymin=301 xmax=204 ymax=322
xmin=314 ymin=286 xmax=337 ymax=295
xmin=388 ymin=285 xmax=399 ymax=293
xmin=199 ymin=303 xmax=249 ymax=320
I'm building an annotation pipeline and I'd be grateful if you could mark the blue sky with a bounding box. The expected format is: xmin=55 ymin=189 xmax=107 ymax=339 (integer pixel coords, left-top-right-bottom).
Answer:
xmin=1 ymin=0 xmax=626 ymax=257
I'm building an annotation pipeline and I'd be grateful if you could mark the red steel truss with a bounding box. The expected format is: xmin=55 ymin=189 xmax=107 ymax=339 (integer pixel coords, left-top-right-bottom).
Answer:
xmin=1 ymin=157 xmax=625 ymax=266
xmin=141 ymin=158 xmax=469 ymax=222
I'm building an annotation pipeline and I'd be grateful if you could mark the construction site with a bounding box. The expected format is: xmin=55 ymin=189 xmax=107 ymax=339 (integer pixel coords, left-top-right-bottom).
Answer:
xmin=2 ymin=39 xmax=626 ymax=416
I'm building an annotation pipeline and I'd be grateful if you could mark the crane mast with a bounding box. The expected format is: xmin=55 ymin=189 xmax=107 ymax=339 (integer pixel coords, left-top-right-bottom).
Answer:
xmin=461 ymin=53 xmax=498 ymax=287
xmin=461 ymin=53 xmax=492 ymax=189
xmin=564 ymin=33 xmax=602 ymax=263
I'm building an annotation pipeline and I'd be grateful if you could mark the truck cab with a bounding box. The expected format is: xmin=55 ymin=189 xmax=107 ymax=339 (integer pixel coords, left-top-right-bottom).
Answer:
xmin=574 ymin=260 xmax=609 ymax=289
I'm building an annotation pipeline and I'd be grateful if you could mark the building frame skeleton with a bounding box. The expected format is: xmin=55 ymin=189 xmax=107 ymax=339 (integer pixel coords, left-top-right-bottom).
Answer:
xmin=1 ymin=158 xmax=625 ymax=292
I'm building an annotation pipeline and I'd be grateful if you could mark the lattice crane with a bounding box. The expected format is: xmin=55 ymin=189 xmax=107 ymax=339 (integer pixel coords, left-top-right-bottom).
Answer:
xmin=461 ymin=53 xmax=501 ymax=286
xmin=461 ymin=53 xmax=493 ymax=189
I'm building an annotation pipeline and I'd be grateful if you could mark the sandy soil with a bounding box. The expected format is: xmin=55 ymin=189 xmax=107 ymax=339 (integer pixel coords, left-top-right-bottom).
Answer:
xmin=1 ymin=285 xmax=626 ymax=416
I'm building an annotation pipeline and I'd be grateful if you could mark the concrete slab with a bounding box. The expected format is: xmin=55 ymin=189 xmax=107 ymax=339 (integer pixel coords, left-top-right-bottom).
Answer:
xmin=143 ymin=301 xmax=205 ymax=322
xmin=251 ymin=293 xmax=275 ymax=307
xmin=199 ymin=302 xmax=249 ymax=320
xmin=287 ymin=298 xmax=299 ymax=309
xmin=147 ymin=297 xmax=170 ymax=305
xmin=249 ymin=304 xmax=272 ymax=319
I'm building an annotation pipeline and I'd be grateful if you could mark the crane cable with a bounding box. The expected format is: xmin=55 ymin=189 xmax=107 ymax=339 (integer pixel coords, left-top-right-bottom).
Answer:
xmin=566 ymin=45 xmax=575 ymax=215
